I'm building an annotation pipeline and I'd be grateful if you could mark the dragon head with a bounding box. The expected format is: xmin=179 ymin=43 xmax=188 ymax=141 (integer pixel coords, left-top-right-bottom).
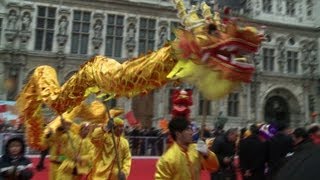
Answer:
xmin=168 ymin=0 xmax=264 ymax=99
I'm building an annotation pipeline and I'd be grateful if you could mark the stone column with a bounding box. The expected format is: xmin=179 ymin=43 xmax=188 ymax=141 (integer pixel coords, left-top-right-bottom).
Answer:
xmin=0 ymin=63 xmax=5 ymax=100
xmin=276 ymin=37 xmax=286 ymax=73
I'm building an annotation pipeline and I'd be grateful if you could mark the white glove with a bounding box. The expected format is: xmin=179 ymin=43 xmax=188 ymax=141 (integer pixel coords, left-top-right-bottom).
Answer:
xmin=16 ymin=165 xmax=26 ymax=171
xmin=0 ymin=166 xmax=14 ymax=173
xmin=196 ymin=140 xmax=208 ymax=155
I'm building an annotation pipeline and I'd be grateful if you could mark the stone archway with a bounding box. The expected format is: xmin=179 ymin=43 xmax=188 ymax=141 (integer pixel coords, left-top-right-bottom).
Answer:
xmin=264 ymin=96 xmax=290 ymax=125
xmin=263 ymin=88 xmax=301 ymax=127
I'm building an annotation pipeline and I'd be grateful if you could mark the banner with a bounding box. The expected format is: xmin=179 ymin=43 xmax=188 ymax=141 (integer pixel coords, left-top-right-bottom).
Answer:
xmin=158 ymin=118 xmax=168 ymax=130
xmin=125 ymin=111 xmax=139 ymax=126
xmin=0 ymin=104 xmax=6 ymax=113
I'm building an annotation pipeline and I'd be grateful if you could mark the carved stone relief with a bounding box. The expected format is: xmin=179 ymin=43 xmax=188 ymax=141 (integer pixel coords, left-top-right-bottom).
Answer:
xmin=157 ymin=21 xmax=168 ymax=48
xmin=276 ymin=0 xmax=283 ymax=14
xmin=5 ymin=9 xmax=19 ymax=43
xmin=56 ymin=9 xmax=70 ymax=54
xmin=19 ymin=11 xmax=32 ymax=46
xmin=92 ymin=13 xmax=104 ymax=54
xmin=21 ymin=12 xmax=31 ymax=32
xmin=92 ymin=19 xmax=103 ymax=51
xmin=255 ymin=0 xmax=260 ymax=16
xmin=300 ymin=40 xmax=318 ymax=74
xmin=276 ymin=37 xmax=286 ymax=72
xmin=243 ymin=0 xmax=253 ymax=15
xmin=125 ymin=17 xmax=137 ymax=57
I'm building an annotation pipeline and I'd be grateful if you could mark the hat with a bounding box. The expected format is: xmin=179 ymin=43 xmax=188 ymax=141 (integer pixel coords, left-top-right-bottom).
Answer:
xmin=244 ymin=130 xmax=251 ymax=138
xmin=259 ymin=124 xmax=277 ymax=140
xmin=78 ymin=101 xmax=124 ymax=123
xmin=114 ymin=117 xmax=124 ymax=127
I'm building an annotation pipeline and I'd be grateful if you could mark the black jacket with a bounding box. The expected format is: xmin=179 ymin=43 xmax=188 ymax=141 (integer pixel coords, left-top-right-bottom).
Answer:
xmin=0 ymin=137 xmax=33 ymax=180
xmin=239 ymin=135 xmax=267 ymax=174
xmin=275 ymin=141 xmax=320 ymax=180
xmin=211 ymin=135 xmax=236 ymax=170
xmin=267 ymin=132 xmax=293 ymax=175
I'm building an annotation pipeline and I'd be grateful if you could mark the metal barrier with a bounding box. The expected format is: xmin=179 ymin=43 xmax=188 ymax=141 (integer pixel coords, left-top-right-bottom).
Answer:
xmin=0 ymin=133 xmax=168 ymax=156
xmin=127 ymin=136 xmax=167 ymax=156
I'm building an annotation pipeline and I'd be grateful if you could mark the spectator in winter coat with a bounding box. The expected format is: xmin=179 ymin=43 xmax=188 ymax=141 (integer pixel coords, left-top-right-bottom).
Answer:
xmin=239 ymin=124 xmax=267 ymax=180
xmin=210 ymin=128 xmax=238 ymax=180
xmin=275 ymin=127 xmax=320 ymax=180
xmin=0 ymin=137 xmax=33 ymax=180
xmin=266 ymin=122 xmax=293 ymax=179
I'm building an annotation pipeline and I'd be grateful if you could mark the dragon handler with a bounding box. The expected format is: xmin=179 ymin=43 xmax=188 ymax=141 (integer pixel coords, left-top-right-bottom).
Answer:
xmin=155 ymin=116 xmax=219 ymax=179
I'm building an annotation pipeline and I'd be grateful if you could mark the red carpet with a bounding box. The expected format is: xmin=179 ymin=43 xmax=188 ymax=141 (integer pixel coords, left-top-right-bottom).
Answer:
xmin=31 ymin=157 xmax=210 ymax=180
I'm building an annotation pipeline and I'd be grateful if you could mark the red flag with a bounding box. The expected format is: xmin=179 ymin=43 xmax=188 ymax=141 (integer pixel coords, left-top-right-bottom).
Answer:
xmin=159 ymin=119 xmax=168 ymax=130
xmin=125 ymin=111 xmax=139 ymax=126
xmin=0 ymin=104 xmax=6 ymax=113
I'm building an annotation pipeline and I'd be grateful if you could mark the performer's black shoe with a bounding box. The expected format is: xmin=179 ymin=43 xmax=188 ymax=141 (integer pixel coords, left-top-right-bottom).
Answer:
xmin=36 ymin=165 xmax=45 ymax=171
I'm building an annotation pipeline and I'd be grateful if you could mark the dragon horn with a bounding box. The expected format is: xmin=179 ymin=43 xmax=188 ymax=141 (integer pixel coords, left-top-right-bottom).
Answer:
xmin=200 ymin=1 xmax=222 ymax=31
xmin=173 ymin=0 xmax=203 ymax=31
xmin=172 ymin=0 xmax=188 ymax=21
xmin=200 ymin=1 xmax=213 ymax=19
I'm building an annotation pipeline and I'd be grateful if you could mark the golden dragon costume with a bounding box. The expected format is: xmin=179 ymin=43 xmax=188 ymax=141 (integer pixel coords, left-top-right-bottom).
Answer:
xmin=16 ymin=0 xmax=263 ymax=150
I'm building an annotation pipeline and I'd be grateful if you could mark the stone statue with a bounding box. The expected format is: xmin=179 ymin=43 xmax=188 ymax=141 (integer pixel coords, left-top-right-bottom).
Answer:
xmin=7 ymin=10 xmax=18 ymax=30
xmin=21 ymin=12 xmax=31 ymax=31
xmin=93 ymin=20 xmax=103 ymax=39
xmin=277 ymin=41 xmax=285 ymax=59
xmin=309 ymin=43 xmax=318 ymax=62
xmin=126 ymin=23 xmax=136 ymax=47
xmin=58 ymin=16 xmax=68 ymax=36
xmin=158 ymin=26 xmax=168 ymax=48
xmin=214 ymin=111 xmax=228 ymax=130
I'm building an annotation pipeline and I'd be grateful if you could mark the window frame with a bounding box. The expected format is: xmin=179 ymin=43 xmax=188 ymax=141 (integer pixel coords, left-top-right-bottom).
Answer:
xmin=262 ymin=0 xmax=273 ymax=13
xmin=286 ymin=50 xmax=299 ymax=73
xmin=306 ymin=0 xmax=313 ymax=17
xmin=105 ymin=14 xmax=124 ymax=58
xmin=70 ymin=10 xmax=91 ymax=55
xmin=34 ymin=6 xmax=56 ymax=51
xmin=286 ymin=1 xmax=296 ymax=16
xmin=138 ymin=17 xmax=156 ymax=55
xmin=227 ymin=93 xmax=239 ymax=117
xmin=198 ymin=93 xmax=211 ymax=116
xmin=262 ymin=48 xmax=275 ymax=72
xmin=170 ymin=21 xmax=179 ymax=40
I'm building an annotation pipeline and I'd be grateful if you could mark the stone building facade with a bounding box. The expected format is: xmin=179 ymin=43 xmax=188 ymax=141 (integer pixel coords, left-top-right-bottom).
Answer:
xmin=0 ymin=0 xmax=319 ymax=129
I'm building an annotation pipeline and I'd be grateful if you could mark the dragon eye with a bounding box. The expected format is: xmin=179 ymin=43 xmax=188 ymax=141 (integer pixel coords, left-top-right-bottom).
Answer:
xmin=208 ymin=24 xmax=217 ymax=34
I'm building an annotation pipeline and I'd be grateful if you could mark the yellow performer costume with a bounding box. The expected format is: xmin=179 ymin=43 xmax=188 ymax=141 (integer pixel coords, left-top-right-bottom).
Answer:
xmin=155 ymin=142 xmax=219 ymax=180
xmin=44 ymin=122 xmax=71 ymax=180
xmin=56 ymin=124 xmax=94 ymax=180
xmin=89 ymin=118 xmax=131 ymax=180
